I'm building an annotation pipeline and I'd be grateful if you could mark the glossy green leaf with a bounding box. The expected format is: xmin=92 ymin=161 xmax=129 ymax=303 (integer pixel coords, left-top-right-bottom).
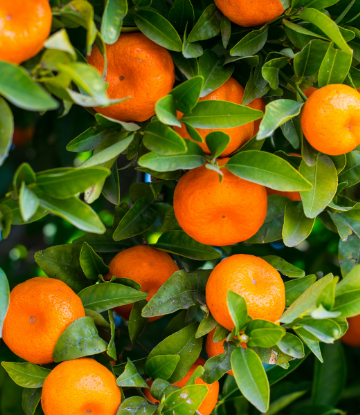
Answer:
xmin=0 ymin=98 xmax=13 ymax=166
xmin=80 ymin=242 xmax=109 ymax=280
xmin=73 ymin=229 xmax=133 ymax=252
xmin=145 ymin=355 xmax=180 ymax=380
xmin=277 ymin=333 xmax=305 ymax=359
xmin=338 ymin=150 xmax=360 ymax=187
xmin=53 ymin=316 xmax=107 ymax=362
xmin=285 ymin=275 xmax=317 ymax=307
xmin=227 ymin=151 xmax=312 ymax=191
xmin=101 ymin=0 xmax=127 ymax=44
xmin=283 ymin=19 xmax=325 ymax=50
xmin=102 ymin=162 xmax=120 ymax=205
xmin=115 ymin=359 xmax=148 ymax=388
xmin=129 ymin=299 xmax=148 ymax=345
xmin=44 ymin=28 xmax=76 ymax=57
xmin=19 ymin=183 xmax=39 ymax=223
xmin=34 ymin=244 xmax=90 ymax=293
xmin=168 ymin=0 xmax=194 ymax=33
xmin=183 ymin=23 xmax=203 ymax=58
xmin=220 ymin=15 xmax=231 ymax=48
xmin=153 ymin=230 xmax=221 ymax=260
xmin=1 ymin=362 xmax=50 ymax=388
xmin=206 ymin=132 xmax=230 ymax=160
xmin=198 ymin=50 xmax=234 ymax=97
xmin=0 ymin=203 xmax=13 ymax=238
xmin=95 ymin=113 xmax=140 ymax=132
xmin=188 ymin=4 xmax=221 ymax=42
xmin=22 ymin=388 xmax=42 ymax=415
xmin=202 ymin=342 xmax=235 ymax=383
xmin=283 ymin=201 xmax=315 ymax=247
xmin=257 ymin=100 xmax=304 ymax=140
xmin=66 ymin=126 xmax=115 ymax=153
xmin=300 ymin=318 xmax=341 ymax=343
xmin=295 ymin=327 xmax=323 ymax=362
xmin=318 ymin=42 xmax=352 ymax=87
xmin=0 ymin=268 xmax=9 ymax=337
xmin=196 ymin=314 xmax=218 ymax=338
xmin=169 ymin=76 xmax=203 ymax=114
xmin=294 ymin=39 xmax=329 ymax=77
xmin=332 ymin=289 xmax=360 ymax=317
xmin=117 ymin=397 xmax=157 ymax=415
xmin=227 ymin=290 xmax=248 ymax=334
xmin=78 ymin=282 xmax=147 ymax=312
xmin=162 ymin=384 xmax=208 ymax=415
xmin=336 ymin=264 xmax=360 ymax=295
xmin=155 ymin=95 xmax=182 ymax=127
xmin=181 ymin=100 xmax=262 ymax=129
xmin=148 ymin=322 xmax=202 ymax=383
xmin=0 ymin=61 xmax=58 ymax=111
xmin=143 ymin=122 xmax=186 ymax=155
xmin=171 ymin=52 xmax=198 ymax=79
xmin=231 ymin=27 xmax=268 ymax=57
xmin=133 ymin=9 xmax=182 ymax=51
xmin=261 ymin=255 xmax=305 ymax=278
xmin=232 ymin=348 xmax=270 ymax=413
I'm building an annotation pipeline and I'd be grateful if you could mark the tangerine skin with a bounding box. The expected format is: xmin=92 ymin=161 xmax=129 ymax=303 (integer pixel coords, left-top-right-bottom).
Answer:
xmin=86 ymin=33 xmax=175 ymax=122
xmin=41 ymin=358 xmax=121 ymax=415
xmin=173 ymin=159 xmax=268 ymax=246
xmin=341 ymin=315 xmax=360 ymax=347
xmin=107 ymin=245 xmax=179 ymax=320
xmin=206 ymin=255 xmax=285 ymax=331
xmin=174 ymin=78 xmax=255 ymax=157
xmin=2 ymin=277 xmax=85 ymax=364
xmin=205 ymin=329 xmax=247 ymax=376
xmin=144 ymin=357 xmax=219 ymax=415
xmin=0 ymin=0 xmax=52 ymax=64
xmin=214 ymin=0 xmax=285 ymax=27
xmin=301 ymin=84 xmax=360 ymax=156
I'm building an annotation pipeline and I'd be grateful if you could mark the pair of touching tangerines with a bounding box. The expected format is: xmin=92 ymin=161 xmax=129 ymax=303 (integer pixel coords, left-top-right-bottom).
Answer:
xmin=3 ymin=246 xmax=285 ymax=415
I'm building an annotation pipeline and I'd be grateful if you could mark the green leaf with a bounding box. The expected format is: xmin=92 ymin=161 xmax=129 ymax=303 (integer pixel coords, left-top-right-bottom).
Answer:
xmin=22 ymin=388 xmax=42 ymax=415
xmin=133 ymin=9 xmax=182 ymax=51
xmin=312 ymin=342 xmax=346 ymax=407
xmin=80 ymin=242 xmax=109 ymax=280
xmin=247 ymin=328 xmax=285 ymax=348
xmin=0 ymin=98 xmax=13 ymax=166
xmin=162 ymin=384 xmax=208 ymax=415
xmin=142 ymin=269 xmax=208 ymax=318
xmin=116 ymin=359 xmax=148 ymax=388
xmin=0 ymin=268 xmax=9 ymax=337
xmin=102 ymin=162 xmax=120 ymax=205
xmin=0 ymin=61 xmax=58 ymax=111
xmin=206 ymin=132 xmax=230 ymax=160
xmin=78 ymin=282 xmax=147 ymax=313
xmin=36 ymin=167 xmax=110 ymax=198
xmin=138 ymin=139 xmax=206 ymax=172
xmin=227 ymin=291 xmax=248 ymax=334
xmin=18 ymin=183 xmax=39 ymax=224
xmin=262 ymin=57 xmax=290 ymax=90
xmin=231 ymin=27 xmax=268 ymax=57
xmin=295 ymin=327 xmax=322 ymax=362
xmin=106 ymin=312 xmax=118 ymax=360
xmin=73 ymin=229 xmax=132 ymax=252
xmin=66 ymin=126 xmax=115 ymax=153
xmin=148 ymin=322 xmax=202 ymax=383
xmin=332 ymin=289 xmax=360 ymax=317
xmin=53 ymin=316 xmax=107 ymax=362
xmin=283 ymin=19 xmax=327 ymax=50
xmin=113 ymin=197 xmax=157 ymax=241
xmin=101 ymin=0 xmax=127 ymax=44
xmin=169 ymin=76 xmax=203 ymax=114
xmin=0 ymin=203 xmax=13 ymax=238
xmin=232 ymin=348 xmax=270 ymax=413
xmin=293 ymin=39 xmax=329 ymax=77
xmin=280 ymin=273 xmax=333 ymax=324
xmin=338 ymin=150 xmax=360 ymax=188
xmin=129 ymin=299 xmax=148 ymax=345
xmin=261 ymin=255 xmax=305 ymax=278
xmin=168 ymin=0 xmax=194 ymax=33
xmin=153 ymin=230 xmax=221 ymax=260
xmin=285 ymin=275 xmax=317 ymax=307
xmin=1 ymin=362 xmax=50 ymax=388
xmin=257 ymin=100 xmax=304 ymax=140
xmin=181 ymin=100 xmax=262 ymax=129
xmin=34 ymin=244 xmax=90 ymax=293
xmin=283 ymin=201 xmax=315 ymax=247
xmin=183 ymin=23 xmax=203 ymax=58
xmin=33 ymin=189 xmax=106 ymax=234
xmin=117 ymin=397 xmax=157 ymax=415
xmin=95 ymin=113 xmax=140 ymax=132
xmin=171 ymin=52 xmax=198 ymax=79
xmin=227 ymin=151 xmax=312 ymax=191
xmin=336 ymin=264 xmax=360 ymax=295
xmin=299 ymin=318 xmax=341 ymax=343
xmin=44 ymin=28 xmax=76 ymax=57
xmin=12 ymin=163 xmax=36 ymax=196
xmin=85 ymin=308 xmax=110 ymax=328
xmin=247 ymin=195 xmax=288 ymax=244
xmin=143 ymin=121 xmax=186 ymax=155
xmin=299 ymin=8 xmax=353 ymax=54
xmin=299 ymin=155 xmax=338 ymax=218
xmin=188 ymin=4 xmax=221 ymax=42
xmin=196 ymin=314 xmax=218 ymax=338
xmin=316 ymin=277 xmax=338 ymax=310
xmin=318 ymin=42 xmax=352 ymax=87
xmin=198 ymin=50 xmax=234 ymax=98
xmin=202 ymin=342 xmax=235 ymax=383
xmin=155 ymin=95 xmax=182 ymax=127
xmin=277 ymin=333 xmax=305 ymax=359
xmin=145 ymin=355 xmax=180 ymax=380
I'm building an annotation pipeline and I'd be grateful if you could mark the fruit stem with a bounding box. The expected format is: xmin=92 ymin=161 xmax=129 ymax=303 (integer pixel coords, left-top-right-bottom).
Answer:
xmin=279 ymin=70 xmax=308 ymax=102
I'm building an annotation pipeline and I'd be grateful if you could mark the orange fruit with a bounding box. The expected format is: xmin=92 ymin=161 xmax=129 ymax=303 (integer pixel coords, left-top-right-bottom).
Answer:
xmin=206 ymin=254 xmax=285 ymax=331
xmin=214 ymin=0 xmax=285 ymax=27
xmin=12 ymin=126 xmax=34 ymax=147
xmin=41 ymin=358 xmax=121 ymax=415
xmin=303 ymin=87 xmax=318 ymax=98
xmin=2 ymin=277 xmax=85 ymax=364
xmin=174 ymin=78 xmax=254 ymax=157
xmin=301 ymin=84 xmax=360 ymax=155
xmin=173 ymin=158 xmax=267 ymax=246
xmin=0 ymin=0 xmax=52 ymax=64
xmin=107 ymin=245 xmax=179 ymax=320
xmin=144 ymin=357 xmax=219 ymax=415
xmin=266 ymin=153 xmax=302 ymax=201
xmin=205 ymin=329 xmax=247 ymax=376
xmin=86 ymin=33 xmax=175 ymax=122
xmin=341 ymin=315 xmax=360 ymax=346
xmin=248 ymin=97 xmax=266 ymax=136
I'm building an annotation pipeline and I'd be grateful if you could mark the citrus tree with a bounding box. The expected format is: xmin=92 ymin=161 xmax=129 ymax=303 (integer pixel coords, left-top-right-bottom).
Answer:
xmin=1 ymin=0 xmax=360 ymax=414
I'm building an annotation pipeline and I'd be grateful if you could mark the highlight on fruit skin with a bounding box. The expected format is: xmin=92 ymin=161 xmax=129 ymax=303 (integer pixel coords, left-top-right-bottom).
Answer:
xmin=41 ymin=358 xmax=121 ymax=415
xmin=206 ymin=254 xmax=285 ymax=331
xmin=301 ymin=84 xmax=360 ymax=156
xmin=2 ymin=277 xmax=85 ymax=364
xmin=214 ymin=0 xmax=285 ymax=27
xmin=173 ymin=159 xmax=268 ymax=246
xmin=0 ymin=0 xmax=52 ymax=64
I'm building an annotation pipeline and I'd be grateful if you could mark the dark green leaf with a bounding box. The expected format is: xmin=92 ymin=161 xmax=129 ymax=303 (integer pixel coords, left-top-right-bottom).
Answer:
xmin=169 ymin=76 xmax=203 ymax=114
xmin=73 ymin=229 xmax=133 ymax=252
xmin=145 ymin=355 xmax=180 ymax=380
xmin=117 ymin=397 xmax=157 ymax=415
xmin=102 ymin=161 xmax=120 ymax=205
xmin=202 ymin=342 xmax=236 ymax=383
xmin=22 ymin=388 xmax=42 ymax=415
xmin=294 ymin=39 xmax=329 ymax=77
xmin=116 ymin=359 xmax=148 ymax=388
xmin=318 ymin=42 xmax=352 ymax=87
xmin=129 ymin=299 xmax=148 ymax=345
xmin=338 ymin=150 xmax=360 ymax=188
xmin=188 ymin=4 xmax=221 ymax=42
xmin=206 ymin=131 xmax=230 ymax=159
xmin=231 ymin=27 xmax=268 ymax=57
xmin=220 ymin=15 xmax=231 ymax=48
xmin=0 ymin=268 xmax=9 ymax=337
xmin=0 ymin=98 xmax=13 ymax=166
xmin=162 ymin=384 xmax=208 ymax=415
xmin=66 ymin=126 xmax=115 ymax=153
xmin=19 ymin=183 xmax=39 ymax=223
xmin=143 ymin=121 xmax=186 ymax=155
xmin=261 ymin=255 xmax=305 ymax=278
xmin=227 ymin=290 xmax=247 ymax=334
xmin=171 ymin=52 xmax=198 ymax=79
xmin=168 ymin=0 xmax=194 ymax=33
xmin=183 ymin=22 xmax=203 ymax=58
xmin=285 ymin=275 xmax=317 ymax=307
xmin=196 ymin=314 xmax=218 ymax=338
xmin=80 ymin=242 xmax=109 ymax=280
xmin=277 ymin=333 xmax=305 ymax=359
xmin=295 ymin=327 xmax=323 ymax=362
xmin=1 ymin=362 xmax=50 ymax=388
xmin=283 ymin=201 xmax=315 ymax=247
xmin=155 ymin=95 xmax=182 ymax=127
